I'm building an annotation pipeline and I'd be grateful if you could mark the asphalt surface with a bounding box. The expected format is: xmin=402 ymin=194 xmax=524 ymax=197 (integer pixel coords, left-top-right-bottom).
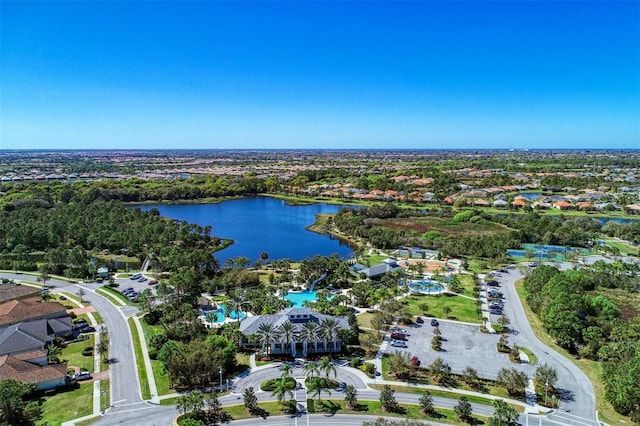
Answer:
xmin=2 ymin=267 xmax=601 ymax=426
xmin=492 ymin=266 xmax=599 ymax=425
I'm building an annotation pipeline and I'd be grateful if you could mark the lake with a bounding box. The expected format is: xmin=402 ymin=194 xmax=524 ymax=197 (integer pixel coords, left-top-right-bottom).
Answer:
xmin=138 ymin=197 xmax=354 ymax=264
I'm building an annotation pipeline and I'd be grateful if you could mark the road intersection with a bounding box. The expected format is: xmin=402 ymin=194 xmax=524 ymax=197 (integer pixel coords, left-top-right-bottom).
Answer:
xmin=1 ymin=268 xmax=602 ymax=425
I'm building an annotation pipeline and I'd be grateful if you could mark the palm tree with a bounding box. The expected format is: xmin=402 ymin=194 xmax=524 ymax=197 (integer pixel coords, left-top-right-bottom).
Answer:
xmin=226 ymin=290 xmax=249 ymax=322
xmin=278 ymin=321 xmax=296 ymax=356
xmin=304 ymin=360 xmax=320 ymax=378
xmin=280 ymin=362 xmax=292 ymax=379
xmin=256 ymin=323 xmax=279 ymax=356
xmin=320 ymin=318 xmax=341 ymax=353
xmin=271 ymin=377 xmax=294 ymax=406
xmin=300 ymin=321 xmax=318 ymax=355
xmin=307 ymin=377 xmax=329 ymax=403
xmin=318 ymin=356 xmax=337 ymax=379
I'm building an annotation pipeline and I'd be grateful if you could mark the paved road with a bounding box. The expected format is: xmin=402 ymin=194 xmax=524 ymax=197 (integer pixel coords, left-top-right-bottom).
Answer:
xmin=494 ymin=267 xmax=598 ymax=425
xmin=1 ymin=273 xmax=144 ymax=410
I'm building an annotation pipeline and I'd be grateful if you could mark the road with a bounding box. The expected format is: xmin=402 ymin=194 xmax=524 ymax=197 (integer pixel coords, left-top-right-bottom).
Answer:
xmin=495 ymin=266 xmax=598 ymax=425
xmin=1 ymin=273 xmax=145 ymax=411
xmin=2 ymin=268 xmax=601 ymax=426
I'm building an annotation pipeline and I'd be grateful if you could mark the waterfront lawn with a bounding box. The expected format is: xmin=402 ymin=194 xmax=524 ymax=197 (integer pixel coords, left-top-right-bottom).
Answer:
xmin=38 ymin=383 xmax=93 ymax=426
xmin=61 ymin=334 xmax=95 ymax=373
xmin=400 ymin=293 xmax=481 ymax=323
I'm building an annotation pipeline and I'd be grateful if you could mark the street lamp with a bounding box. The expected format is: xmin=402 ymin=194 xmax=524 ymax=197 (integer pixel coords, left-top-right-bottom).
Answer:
xmin=544 ymin=380 xmax=548 ymax=406
xmin=219 ymin=366 xmax=223 ymax=391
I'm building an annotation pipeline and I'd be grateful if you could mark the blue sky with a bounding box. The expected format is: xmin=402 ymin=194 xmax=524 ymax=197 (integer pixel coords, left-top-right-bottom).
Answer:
xmin=1 ymin=1 xmax=639 ymax=150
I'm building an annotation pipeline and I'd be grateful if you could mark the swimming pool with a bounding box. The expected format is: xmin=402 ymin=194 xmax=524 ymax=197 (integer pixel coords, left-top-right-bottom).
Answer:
xmin=204 ymin=303 xmax=246 ymax=324
xmin=409 ymin=280 xmax=445 ymax=294
xmin=284 ymin=290 xmax=320 ymax=308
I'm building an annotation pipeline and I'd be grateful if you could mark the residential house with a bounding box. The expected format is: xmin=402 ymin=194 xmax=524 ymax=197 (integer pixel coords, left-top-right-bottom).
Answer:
xmin=0 ymin=296 xmax=68 ymax=327
xmin=0 ymin=350 xmax=68 ymax=391
xmin=0 ymin=283 xmax=40 ymax=304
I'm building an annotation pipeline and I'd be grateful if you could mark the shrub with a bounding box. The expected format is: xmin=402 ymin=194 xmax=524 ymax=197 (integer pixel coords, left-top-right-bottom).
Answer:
xmin=260 ymin=377 xmax=296 ymax=391
xmin=82 ymin=347 xmax=94 ymax=356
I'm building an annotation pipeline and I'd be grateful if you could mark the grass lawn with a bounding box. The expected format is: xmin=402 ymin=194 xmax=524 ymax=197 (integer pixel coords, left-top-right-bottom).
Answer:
xmin=603 ymin=239 xmax=638 ymax=256
xmin=61 ymin=335 xmax=95 ymax=373
xmin=457 ymin=273 xmax=476 ymax=296
xmin=307 ymin=398 xmax=490 ymax=425
xmin=138 ymin=320 xmax=173 ymax=395
xmin=380 ymin=356 xmax=515 ymax=401
xmin=356 ymin=311 xmax=379 ymax=330
xmin=100 ymin=380 xmax=110 ymax=411
xmin=128 ymin=317 xmax=151 ymax=400
xmin=399 ymin=293 xmax=481 ymax=324
xmin=98 ymin=286 xmax=130 ymax=305
xmin=515 ymin=280 xmax=629 ymax=425
xmin=38 ymin=383 xmax=93 ymax=426
xmin=91 ymin=311 xmax=104 ymax=327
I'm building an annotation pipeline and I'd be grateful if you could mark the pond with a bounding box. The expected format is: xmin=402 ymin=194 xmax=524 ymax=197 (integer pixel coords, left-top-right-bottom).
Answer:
xmin=138 ymin=197 xmax=354 ymax=264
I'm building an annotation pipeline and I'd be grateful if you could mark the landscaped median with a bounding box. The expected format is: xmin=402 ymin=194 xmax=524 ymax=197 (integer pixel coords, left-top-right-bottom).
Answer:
xmin=97 ymin=285 xmax=130 ymax=306
xmin=128 ymin=317 xmax=152 ymax=400
xmin=173 ymin=399 xmax=491 ymax=426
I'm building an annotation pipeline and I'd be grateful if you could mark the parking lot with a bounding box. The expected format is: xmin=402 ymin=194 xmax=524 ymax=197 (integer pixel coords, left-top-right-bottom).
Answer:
xmin=385 ymin=266 xmax=539 ymax=382
xmin=386 ymin=319 xmax=536 ymax=380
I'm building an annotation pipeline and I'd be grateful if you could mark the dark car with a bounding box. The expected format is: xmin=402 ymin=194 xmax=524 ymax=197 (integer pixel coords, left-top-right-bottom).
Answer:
xmin=430 ymin=319 xmax=439 ymax=326
xmin=390 ymin=332 xmax=406 ymax=340
xmin=79 ymin=326 xmax=96 ymax=333
xmin=416 ymin=316 xmax=424 ymax=324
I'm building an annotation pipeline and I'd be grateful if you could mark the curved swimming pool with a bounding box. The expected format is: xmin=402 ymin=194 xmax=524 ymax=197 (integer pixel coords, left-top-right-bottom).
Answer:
xmin=409 ymin=280 xmax=445 ymax=294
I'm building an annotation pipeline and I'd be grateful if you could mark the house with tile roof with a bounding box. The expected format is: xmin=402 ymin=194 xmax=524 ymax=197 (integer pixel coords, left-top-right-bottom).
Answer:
xmin=0 ymin=296 xmax=67 ymax=327
xmin=0 ymin=283 xmax=41 ymax=303
xmin=0 ymin=350 xmax=68 ymax=391
xmin=239 ymin=308 xmax=350 ymax=358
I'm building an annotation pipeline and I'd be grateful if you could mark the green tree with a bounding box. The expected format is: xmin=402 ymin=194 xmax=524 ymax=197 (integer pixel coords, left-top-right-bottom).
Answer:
xmin=493 ymin=399 xmax=519 ymax=425
xmin=318 ymin=356 xmax=337 ymax=379
xmin=46 ymin=343 xmax=62 ymax=364
xmin=442 ymin=306 xmax=451 ymax=319
xmin=0 ymin=379 xmax=41 ymax=425
xmin=271 ymin=377 xmax=294 ymax=406
xmin=307 ymin=377 xmax=329 ymax=403
xmin=379 ymin=385 xmax=398 ymax=413
xmin=304 ymin=361 xmax=320 ymax=378
xmin=419 ymin=391 xmax=436 ymax=415
xmin=242 ymin=387 xmax=259 ymax=415
xmin=345 ymin=385 xmax=358 ymax=409
xmin=461 ymin=366 xmax=480 ymax=389
xmin=387 ymin=351 xmax=411 ymax=380
xmin=496 ymin=367 xmax=528 ymax=396
xmin=534 ymin=363 xmax=557 ymax=390
xmin=454 ymin=396 xmax=473 ymax=422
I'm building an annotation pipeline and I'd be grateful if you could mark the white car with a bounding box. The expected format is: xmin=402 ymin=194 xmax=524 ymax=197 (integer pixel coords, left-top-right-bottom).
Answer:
xmin=390 ymin=340 xmax=407 ymax=348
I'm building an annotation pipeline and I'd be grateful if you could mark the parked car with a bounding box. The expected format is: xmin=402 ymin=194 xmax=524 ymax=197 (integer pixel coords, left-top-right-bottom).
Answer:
xmin=122 ymin=287 xmax=134 ymax=294
xmin=74 ymin=371 xmax=92 ymax=381
xmin=390 ymin=340 xmax=407 ymax=348
xmin=441 ymin=362 xmax=452 ymax=372
xmin=486 ymin=280 xmax=499 ymax=287
xmin=416 ymin=316 xmax=424 ymax=324
xmin=79 ymin=326 xmax=96 ymax=333
xmin=130 ymin=273 xmax=142 ymax=280
xmin=138 ymin=277 xmax=147 ymax=282
xmin=390 ymin=332 xmax=406 ymax=340
xmin=430 ymin=319 xmax=439 ymax=326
